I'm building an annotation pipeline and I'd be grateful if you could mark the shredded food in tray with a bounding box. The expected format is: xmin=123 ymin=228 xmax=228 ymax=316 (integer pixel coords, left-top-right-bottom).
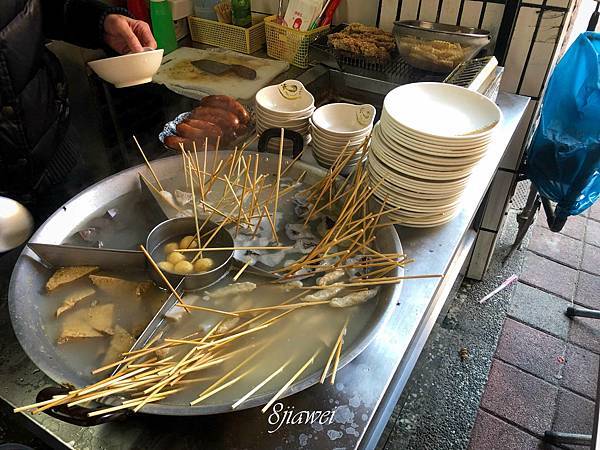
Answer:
xmin=396 ymin=35 xmax=470 ymax=71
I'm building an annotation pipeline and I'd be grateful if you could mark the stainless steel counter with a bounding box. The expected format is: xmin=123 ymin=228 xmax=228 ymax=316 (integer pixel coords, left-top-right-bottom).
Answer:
xmin=0 ymin=90 xmax=529 ymax=449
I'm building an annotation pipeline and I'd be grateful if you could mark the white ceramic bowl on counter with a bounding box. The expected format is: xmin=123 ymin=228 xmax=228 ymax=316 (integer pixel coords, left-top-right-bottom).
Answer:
xmin=88 ymin=48 xmax=164 ymax=88
xmin=255 ymin=80 xmax=315 ymax=153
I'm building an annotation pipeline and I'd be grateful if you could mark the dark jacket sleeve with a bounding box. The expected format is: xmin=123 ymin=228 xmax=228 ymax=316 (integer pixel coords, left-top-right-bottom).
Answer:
xmin=41 ymin=0 xmax=130 ymax=49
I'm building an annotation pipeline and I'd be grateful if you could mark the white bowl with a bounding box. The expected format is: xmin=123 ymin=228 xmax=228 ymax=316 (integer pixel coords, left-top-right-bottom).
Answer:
xmin=310 ymin=124 xmax=370 ymax=146
xmin=256 ymin=111 xmax=311 ymax=129
xmin=88 ymin=48 xmax=163 ymax=88
xmin=255 ymin=80 xmax=315 ymax=116
xmin=312 ymin=103 xmax=376 ymax=135
xmin=312 ymin=137 xmax=364 ymax=154
xmin=383 ymin=82 xmax=502 ymax=140
xmin=255 ymin=103 xmax=314 ymax=122
xmin=309 ymin=118 xmax=373 ymax=140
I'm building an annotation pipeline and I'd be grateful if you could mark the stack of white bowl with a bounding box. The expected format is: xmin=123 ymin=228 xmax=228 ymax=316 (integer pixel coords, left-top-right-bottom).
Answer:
xmin=367 ymin=82 xmax=502 ymax=228
xmin=255 ymin=80 xmax=315 ymax=153
xmin=310 ymin=103 xmax=375 ymax=173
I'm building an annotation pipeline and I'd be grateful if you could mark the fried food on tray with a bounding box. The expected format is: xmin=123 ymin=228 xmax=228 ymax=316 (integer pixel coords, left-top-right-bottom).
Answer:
xmin=57 ymin=304 xmax=115 ymax=344
xmin=101 ymin=325 xmax=135 ymax=366
xmin=46 ymin=266 xmax=99 ymax=292
xmin=328 ymin=23 xmax=396 ymax=61
xmin=56 ymin=287 xmax=96 ymax=318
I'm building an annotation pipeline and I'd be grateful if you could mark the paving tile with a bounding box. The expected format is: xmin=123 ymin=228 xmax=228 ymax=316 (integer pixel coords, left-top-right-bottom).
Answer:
xmin=561 ymin=344 xmax=599 ymax=400
xmin=481 ymin=359 xmax=558 ymax=436
xmin=586 ymin=219 xmax=600 ymax=247
xmin=590 ymin=202 xmax=600 ymax=222
xmin=538 ymin=208 xmax=587 ymax=240
xmin=573 ymin=272 xmax=600 ymax=310
xmin=528 ymin=226 xmax=584 ymax=269
xmin=520 ymin=252 xmax=578 ymax=300
xmin=496 ymin=318 xmax=566 ymax=382
xmin=581 ymin=243 xmax=600 ymax=276
xmin=568 ymin=316 xmax=600 ymax=354
xmin=590 ymin=203 xmax=600 ymax=220
xmin=509 ymin=283 xmax=572 ymax=339
xmin=468 ymin=409 xmax=544 ymax=450
xmin=553 ymin=388 xmax=595 ymax=437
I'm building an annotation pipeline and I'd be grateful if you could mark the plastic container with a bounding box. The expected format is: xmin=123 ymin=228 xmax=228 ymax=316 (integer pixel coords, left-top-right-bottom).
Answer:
xmin=393 ymin=20 xmax=490 ymax=73
xmin=264 ymin=15 xmax=329 ymax=68
xmin=231 ymin=0 xmax=252 ymax=28
xmin=188 ymin=14 xmax=265 ymax=54
xmin=150 ymin=0 xmax=178 ymax=54
xmin=193 ymin=0 xmax=219 ymax=20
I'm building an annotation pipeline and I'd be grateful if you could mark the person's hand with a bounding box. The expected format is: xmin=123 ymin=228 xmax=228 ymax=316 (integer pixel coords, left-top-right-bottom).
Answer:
xmin=103 ymin=14 xmax=157 ymax=54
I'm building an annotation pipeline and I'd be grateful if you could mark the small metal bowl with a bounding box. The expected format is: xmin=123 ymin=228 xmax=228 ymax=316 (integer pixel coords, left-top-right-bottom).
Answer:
xmin=146 ymin=217 xmax=234 ymax=291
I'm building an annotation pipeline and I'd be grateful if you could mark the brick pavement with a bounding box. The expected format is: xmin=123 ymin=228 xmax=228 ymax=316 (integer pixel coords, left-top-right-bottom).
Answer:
xmin=469 ymin=203 xmax=600 ymax=450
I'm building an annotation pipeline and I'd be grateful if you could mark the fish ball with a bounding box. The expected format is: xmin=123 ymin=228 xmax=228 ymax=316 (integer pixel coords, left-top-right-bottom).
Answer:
xmin=158 ymin=261 xmax=174 ymax=272
xmin=167 ymin=251 xmax=186 ymax=265
xmin=164 ymin=242 xmax=179 ymax=254
xmin=179 ymin=235 xmax=198 ymax=249
xmin=194 ymin=258 xmax=215 ymax=273
xmin=173 ymin=260 xmax=194 ymax=274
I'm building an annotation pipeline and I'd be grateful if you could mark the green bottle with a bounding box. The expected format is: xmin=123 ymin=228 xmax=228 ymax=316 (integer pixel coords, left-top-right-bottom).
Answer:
xmin=232 ymin=0 xmax=252 ymax=28
xmin=150 ymin=0 xmax=178 ymax=54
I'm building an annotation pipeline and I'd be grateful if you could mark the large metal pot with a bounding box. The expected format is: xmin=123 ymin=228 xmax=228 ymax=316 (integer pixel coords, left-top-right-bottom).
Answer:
xmin=8 ymin=152 xmax=402 ymax=418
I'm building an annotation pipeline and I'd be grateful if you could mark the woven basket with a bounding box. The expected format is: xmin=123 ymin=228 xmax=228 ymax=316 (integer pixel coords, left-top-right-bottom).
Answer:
xmin=264 ymin=15 xmax=329 ymax=68
xmin=188 ymin=14 xmax=266 ymax=54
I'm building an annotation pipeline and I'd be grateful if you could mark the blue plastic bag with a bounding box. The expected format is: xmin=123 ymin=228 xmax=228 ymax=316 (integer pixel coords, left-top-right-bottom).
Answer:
xmin=527 ymin=32 xmax=600 ymax=219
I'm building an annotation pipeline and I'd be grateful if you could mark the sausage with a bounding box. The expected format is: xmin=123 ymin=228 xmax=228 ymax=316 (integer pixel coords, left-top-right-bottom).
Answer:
xmin=177 ymin=121 xmax=223 ymax=142
xmin=198 ymin=95 xmax=250 ymax=125
xmin=191 ymin=106 xmax=240 ymax=130
xmin=164 ymin=135 xmax=193 ymax=151
xmin=190 ymin=107 xmax=239 ymax=141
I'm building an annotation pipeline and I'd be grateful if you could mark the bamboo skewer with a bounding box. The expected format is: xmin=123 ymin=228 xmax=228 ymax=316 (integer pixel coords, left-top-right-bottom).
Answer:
xmin=261 ymin=349 xmax=321 ymax=413
xmin=330 ymin=324 xmax=347 ymax=385
xmin=232 ymin=358 xmax=292 ymax=409
xmin=320 ymin=318 xmax=349 ymax=383
xmin=133 ymin=135 xmax=164 ymax=191
xmin=233 ymin=259 xmax=252 ymax=281
xmin=139 ymin=245 xmax=191 ymax=314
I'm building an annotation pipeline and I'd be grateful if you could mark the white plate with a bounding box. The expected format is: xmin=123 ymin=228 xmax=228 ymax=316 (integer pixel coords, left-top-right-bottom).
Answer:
xmin=371 ymin=141 xmax=474 ymax=181
xmin=372 ymin=128 xmax=481 ymax=171
xmin=311 ymin=104 xmax=375 ymax=136
xmin=383 ymin=82 xmax=502 ymax=140
xmin=379 ymin=122 xmax=490 ymax=159
xmin=381 ymin=111 xmax=493 ymax=147
xmin=367 ymin=153 xmax=469 ymax=194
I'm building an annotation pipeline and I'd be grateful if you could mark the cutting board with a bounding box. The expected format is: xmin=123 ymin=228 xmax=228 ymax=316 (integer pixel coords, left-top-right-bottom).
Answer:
xmin=153 ymin=47 xmax=290 ymax=101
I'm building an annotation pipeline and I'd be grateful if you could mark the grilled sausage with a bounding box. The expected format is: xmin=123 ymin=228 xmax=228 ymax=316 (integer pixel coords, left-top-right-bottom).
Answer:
xmin=177 ymin=121 xmax=223 ymax=142
xmin=190 ymin=107 xmax=239 ymax=141
xmin=164 ymin=135 xmax=193 ymax=151
xmin=191 ymin=106 xmax=241 ymax=130
xmin=198 ymin=95 xmax=250 ymax=125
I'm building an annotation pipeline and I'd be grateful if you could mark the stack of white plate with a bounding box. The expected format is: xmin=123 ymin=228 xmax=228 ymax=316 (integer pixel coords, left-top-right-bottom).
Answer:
xmin=310 ymin=103 xmax=375 ymax=172
xmin=367 ymin=82 xmax=502 ymax=228
xmin=255 ymin=80 xmax=315 ymax=153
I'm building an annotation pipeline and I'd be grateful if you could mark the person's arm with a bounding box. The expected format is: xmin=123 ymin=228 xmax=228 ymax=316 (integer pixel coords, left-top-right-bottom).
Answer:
xmin=41 ymin=0 xmax=156 ymax=54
